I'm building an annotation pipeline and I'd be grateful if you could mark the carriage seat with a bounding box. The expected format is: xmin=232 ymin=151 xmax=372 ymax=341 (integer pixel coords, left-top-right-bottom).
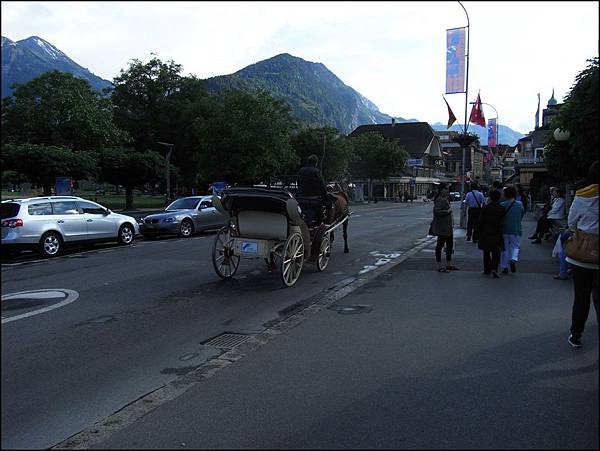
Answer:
xmin=237 ymin=211 xmax=288 ymax=240
xmin=296 ymin=195 xmax=326 ymax=226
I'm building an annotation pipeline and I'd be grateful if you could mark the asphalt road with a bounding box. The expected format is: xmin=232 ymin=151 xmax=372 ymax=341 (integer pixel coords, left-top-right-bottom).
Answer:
xmin=1 ymin=201 xmax=436 ymax=449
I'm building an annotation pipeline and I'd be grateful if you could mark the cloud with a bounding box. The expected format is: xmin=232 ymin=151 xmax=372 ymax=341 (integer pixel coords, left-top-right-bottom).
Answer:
xmin=1 ymin=1 xmax=598 ymax=134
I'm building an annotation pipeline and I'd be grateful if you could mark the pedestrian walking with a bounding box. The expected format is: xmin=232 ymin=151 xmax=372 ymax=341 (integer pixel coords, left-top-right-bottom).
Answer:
xmin=499 ymin=186 xmax=525 ymax=274
xmin=464 ymin=182 xmax=485 ymax=242
xmin=565 ymin=161 xmax=599 ymax=349
xmin=431 ymin=183 xmax=459 ymax=273
xmin=478 ymin=189 xmax=504 ymax=278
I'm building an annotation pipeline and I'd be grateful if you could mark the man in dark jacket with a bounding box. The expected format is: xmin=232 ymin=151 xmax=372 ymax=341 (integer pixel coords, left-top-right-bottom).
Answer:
xmin=478 ymin=189 xmax=505 ymax=278
xmin=298 ymin=154 xmax=327 ymax=199
xmin=297 ymin=154 xmax=332 ymax=223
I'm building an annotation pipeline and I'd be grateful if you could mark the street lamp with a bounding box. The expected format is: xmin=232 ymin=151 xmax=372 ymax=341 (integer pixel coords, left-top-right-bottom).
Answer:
xmin=553 ymin=128 xmax=570 ymax=191
xmin=156 ymin=141 xmax=174 ymax=206
xmin=457 ymin=0 xmax=470 ymax=228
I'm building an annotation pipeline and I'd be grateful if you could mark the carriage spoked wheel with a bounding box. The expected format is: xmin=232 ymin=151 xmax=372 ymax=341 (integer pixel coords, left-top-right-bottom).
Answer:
xmin=279 ymin=232 xmax=304 ymax=287
xmin=212 ymin=227 xmax=240 ymax=279
xmin=316 ymin=233 xmax=331 ymax=272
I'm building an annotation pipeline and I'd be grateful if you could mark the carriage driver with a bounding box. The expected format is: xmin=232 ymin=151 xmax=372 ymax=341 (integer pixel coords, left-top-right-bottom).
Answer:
xmin=297 ymin=154 xmax=334 ymax=221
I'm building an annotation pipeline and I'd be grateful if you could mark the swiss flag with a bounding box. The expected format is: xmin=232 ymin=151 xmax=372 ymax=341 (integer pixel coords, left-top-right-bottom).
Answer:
xmin=469 ymin=93 xmax=486 ymax=127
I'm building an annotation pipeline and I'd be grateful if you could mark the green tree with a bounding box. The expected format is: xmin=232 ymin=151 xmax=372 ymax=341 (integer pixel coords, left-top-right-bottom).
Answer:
xmin=1 ymin=71 xmax=128 ymax=150
xmin=95 ymin=148 xmax=164 ymax=210
xmin=2 ymin=144 xmax=96 ymax=195
xmin=110 ymin=56 xmax=212 ymax=191
xmin=544 ymin=57 xmax=599 ymax=181
xmin=291 ymin=126 xmax=353 ymax=182
xmin=349 ymin=132 xmax=408 ymax=200
xmin=197 ymin=89 xmax=299 ymax=185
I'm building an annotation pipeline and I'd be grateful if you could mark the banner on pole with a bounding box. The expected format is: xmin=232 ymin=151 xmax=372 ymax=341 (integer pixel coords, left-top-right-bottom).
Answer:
xmin=488 ymin=118 xmax=497 ymax=148
xmin=445 ymin=27 xmax=466 ymax=94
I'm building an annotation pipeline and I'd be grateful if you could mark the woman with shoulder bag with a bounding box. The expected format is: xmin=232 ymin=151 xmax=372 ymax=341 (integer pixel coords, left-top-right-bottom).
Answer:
xmin=565 ymin=161 xmax=599 ymax=349
xmin=431 ymin=183 xmax=459 ymax=273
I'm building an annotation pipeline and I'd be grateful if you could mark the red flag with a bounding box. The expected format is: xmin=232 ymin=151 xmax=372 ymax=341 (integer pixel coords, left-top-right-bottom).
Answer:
xmin=443 ymin=95 xmax=457 ymax=129
xmin=469 ymin=93 xmax=486 ymax=127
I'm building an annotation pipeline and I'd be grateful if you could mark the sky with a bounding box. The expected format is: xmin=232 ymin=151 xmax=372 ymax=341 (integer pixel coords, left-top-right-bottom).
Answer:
xmin=1 ymin=1 xmax=598 ymax=134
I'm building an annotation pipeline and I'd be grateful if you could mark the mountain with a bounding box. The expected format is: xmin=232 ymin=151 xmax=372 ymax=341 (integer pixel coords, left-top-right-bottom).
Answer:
xmin=431 ymin=122 xmax=524 ymax=146
xmin=1 ymin=36 xmax=112 ymax=98
xmin=204 ymin=53 xmax=415 ymax=134
xmin=204 ymin=53 xmax=523 ymax=143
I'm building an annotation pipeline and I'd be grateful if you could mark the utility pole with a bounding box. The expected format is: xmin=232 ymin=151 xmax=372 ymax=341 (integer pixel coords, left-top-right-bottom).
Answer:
xmin=157 ymin=141 xmax=174 ymax=206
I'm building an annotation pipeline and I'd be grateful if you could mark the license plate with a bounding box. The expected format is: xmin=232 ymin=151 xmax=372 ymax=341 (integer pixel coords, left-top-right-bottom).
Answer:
xmin=241 ymin=241 xmax=258 ymax=253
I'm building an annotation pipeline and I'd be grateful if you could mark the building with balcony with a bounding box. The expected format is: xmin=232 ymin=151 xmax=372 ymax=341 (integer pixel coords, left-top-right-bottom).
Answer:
xmin=349 ymin=121 xmax=452 ymax=200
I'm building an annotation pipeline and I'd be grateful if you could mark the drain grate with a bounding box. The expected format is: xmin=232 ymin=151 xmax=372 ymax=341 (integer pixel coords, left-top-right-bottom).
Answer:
xmin=200 ymin=333 xmax=253 ymax=349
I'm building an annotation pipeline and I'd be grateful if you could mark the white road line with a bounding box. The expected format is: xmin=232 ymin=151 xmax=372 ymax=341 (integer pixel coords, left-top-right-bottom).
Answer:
xmin=1 ymin=289 xmax=79 ymax=324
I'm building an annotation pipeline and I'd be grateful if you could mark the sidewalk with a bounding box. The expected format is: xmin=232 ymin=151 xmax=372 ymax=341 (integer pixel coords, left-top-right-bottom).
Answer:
xmin=75 ymin=217 xmax=598 ymax=449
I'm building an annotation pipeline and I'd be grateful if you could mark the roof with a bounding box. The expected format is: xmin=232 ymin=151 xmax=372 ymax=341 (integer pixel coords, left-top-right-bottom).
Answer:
xmin=348 ymin=122 xmax=442 ymax=158
xmin=518 ymin=128 xmax=550 ymax=148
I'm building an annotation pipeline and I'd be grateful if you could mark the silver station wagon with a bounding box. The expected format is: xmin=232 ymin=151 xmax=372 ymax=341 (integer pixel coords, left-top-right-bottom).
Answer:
xmin=139 ymin=195 xmax=229 ymax=238
xmin=1 ymin=196 xmax=139 ymax=257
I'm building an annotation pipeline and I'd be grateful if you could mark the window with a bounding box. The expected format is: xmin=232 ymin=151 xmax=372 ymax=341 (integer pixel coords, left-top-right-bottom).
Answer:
xmin=1 ymin=203 xmax=20 ymax=219
xmin=52 ymin=201 xmax=80 ymax=215
xmin=199 ymin=200 xmax=213 ymax=209
xmin=28 ymin=203 xmax=53 ymax=216
xmin=166 ymin=198 xmax=201 ymax=211
xmin=77 ymin=200 xmax=106 ymax=215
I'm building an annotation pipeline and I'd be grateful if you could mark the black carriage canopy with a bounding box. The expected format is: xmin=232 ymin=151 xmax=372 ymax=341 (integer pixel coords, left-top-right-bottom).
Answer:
xmin=220 ymin=187 xmax=297 ymax=217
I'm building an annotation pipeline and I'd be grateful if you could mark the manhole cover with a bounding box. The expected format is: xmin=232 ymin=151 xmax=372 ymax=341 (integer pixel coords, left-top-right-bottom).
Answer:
xmin=327 ymin=305 xmax=372 ymax=315
xmin=200 ymin=333 xmax=252 ymax=349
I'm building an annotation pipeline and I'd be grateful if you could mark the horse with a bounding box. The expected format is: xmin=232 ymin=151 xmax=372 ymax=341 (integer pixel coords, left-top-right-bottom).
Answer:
xmin=326 ymin=181 xmax=350 ymax=253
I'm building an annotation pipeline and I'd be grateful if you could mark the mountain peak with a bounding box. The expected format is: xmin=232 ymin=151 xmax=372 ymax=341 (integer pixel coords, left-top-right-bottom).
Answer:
xmin=2 ymin=35 xmax=112 ymax=98
xmin=19 ymin=35 xmax=66 ymax=60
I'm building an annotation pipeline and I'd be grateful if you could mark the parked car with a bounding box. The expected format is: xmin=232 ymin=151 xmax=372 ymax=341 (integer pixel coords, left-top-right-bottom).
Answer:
xmin=449 ymin=192 xmax=461 ymax=202
xmin=139 ymin=196 xmax=228 ymax=238
xmin=1 ymin=196 xmax=139 ymax=258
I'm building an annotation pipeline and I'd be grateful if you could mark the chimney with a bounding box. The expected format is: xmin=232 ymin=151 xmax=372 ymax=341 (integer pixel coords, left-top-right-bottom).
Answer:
xmin=391 ymin=117 xmax=396 ymax=127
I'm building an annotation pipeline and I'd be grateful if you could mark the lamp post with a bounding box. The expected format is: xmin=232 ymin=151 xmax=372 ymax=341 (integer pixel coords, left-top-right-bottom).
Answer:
xmin=458 ymin=0 xmax=470 ymax=228
xmin=553 ymin=128 xmax=570 ymax=194
xmin=156 ymin=141 xmax=174 ymax=206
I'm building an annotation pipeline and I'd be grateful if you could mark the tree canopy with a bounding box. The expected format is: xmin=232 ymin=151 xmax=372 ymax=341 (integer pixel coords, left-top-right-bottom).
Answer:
xmin=544 ymin=57 xmax=599 ymax=180
xmin=291 ymin=126 xmax=353 ymax=182
xmin=1 ymin=71 xmax=128 ymax=150
xmin=348 ymin=132 xmax=408 ymax=181
xmin=197 ymin=89 xmax=299 ymax=185
xmin=2 ymin=144 xmax=96 ymax=195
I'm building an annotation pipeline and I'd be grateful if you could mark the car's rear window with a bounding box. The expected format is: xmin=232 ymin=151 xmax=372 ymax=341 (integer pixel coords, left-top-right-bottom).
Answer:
xmin=1 ymin=203 xmax=21 ymax=219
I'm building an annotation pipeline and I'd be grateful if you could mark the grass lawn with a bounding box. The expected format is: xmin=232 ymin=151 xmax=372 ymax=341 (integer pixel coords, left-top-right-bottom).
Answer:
xmin=1 ymin=190 xmax=166 ymax=211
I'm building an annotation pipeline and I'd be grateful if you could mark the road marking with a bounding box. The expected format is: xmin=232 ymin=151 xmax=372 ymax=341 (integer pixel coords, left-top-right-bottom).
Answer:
xmin=1 ymin=289 xmax=79 ymax=324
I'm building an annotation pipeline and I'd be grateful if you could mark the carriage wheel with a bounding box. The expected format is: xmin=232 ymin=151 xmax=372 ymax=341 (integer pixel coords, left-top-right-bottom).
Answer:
xmin=279 ymin=232 xmax=304 ymax=287
xmin=212 ymin=227 xmax=240 ymax=279
xmin=316 ymin=234 xmax=331 ymax=272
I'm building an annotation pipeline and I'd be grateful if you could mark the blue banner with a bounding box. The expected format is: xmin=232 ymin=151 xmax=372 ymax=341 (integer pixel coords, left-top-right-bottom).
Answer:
xmin=445 ymin=27 xmax=466 ymax=94
xmin=488 ymin=118 xmax=497 ymax=148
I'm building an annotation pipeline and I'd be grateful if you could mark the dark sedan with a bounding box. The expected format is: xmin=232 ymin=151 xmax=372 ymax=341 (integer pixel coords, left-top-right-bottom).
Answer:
xmin=139 ymin=196 xmax=228 ymax=238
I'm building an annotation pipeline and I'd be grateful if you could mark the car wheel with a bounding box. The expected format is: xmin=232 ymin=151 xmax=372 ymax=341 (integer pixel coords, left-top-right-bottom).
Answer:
xmin=118 ymin=223 xmax=135 ymax=245
xmin=179 ymin=219 xmax=194 ymax=237
xmin=39 ymin=232 xmax=62 ymax=258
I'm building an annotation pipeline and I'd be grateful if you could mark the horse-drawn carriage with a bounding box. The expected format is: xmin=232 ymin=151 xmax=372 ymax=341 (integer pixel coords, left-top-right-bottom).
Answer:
xmin=211 ymin=186 xmax=349 ymax=287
